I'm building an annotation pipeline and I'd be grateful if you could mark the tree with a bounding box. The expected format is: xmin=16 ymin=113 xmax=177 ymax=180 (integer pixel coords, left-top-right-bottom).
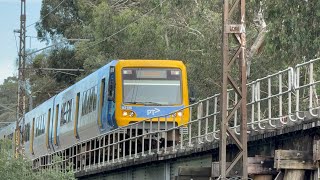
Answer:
xmin=32 ymin=0 xmax=320 ymax=100
xmin=27 ymin=48 xmax=84 ymax=107
xmin=0 ymin=139 xmax=74 ymax=180
xmin=0 ymin=76 xmax=18 ymax=124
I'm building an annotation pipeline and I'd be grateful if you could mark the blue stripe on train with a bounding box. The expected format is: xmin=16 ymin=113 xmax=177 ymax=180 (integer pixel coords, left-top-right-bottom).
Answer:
xmin=123 ymin=105 xmax=184 ymax=118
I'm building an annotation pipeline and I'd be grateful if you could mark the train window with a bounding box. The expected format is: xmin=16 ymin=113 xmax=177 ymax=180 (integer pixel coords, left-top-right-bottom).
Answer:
xmin=8 ymin=133 xmax=13 ymax=140
xmin=35 ymin=117 xmax=39 ymax=136
xmin=122 ymin=68 xmax=182 ymax=105
xmin=92 ymin=86 xmax=97 ymax=111
xmin=35 ymin=114 xmax=46 ymax=137
xmin=36 ymin=117 xmax=39 ymax=136
xmin=42 ymin=115 xmax=45 ymax=134
xmin=41 ymin=114 xmax=45 ymax=135
xmin=81 ymin=86 xmax=97 ymax=116
xmin=61 ymin=99 xmax=73 ymax=126
xmin=24 ymin=123 xmax=30 ymax=142
xmin=82 ymin=91 xmax=88 ymax=116
xmin=88 ymin=89 xmax=93 ymax=113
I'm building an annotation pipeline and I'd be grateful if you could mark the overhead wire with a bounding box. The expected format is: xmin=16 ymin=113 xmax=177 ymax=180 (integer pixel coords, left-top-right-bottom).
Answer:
xmin=22 ymin=0 xmax=168 ymax=106
xmin=30 ymin=71 xmax=59 ymax=96
xmin=0 ymin=103 xmax=19 ymax=115
xmin=26 ymin=0 xmax=67 ymax=28
xmin=72 ymin=0 xmax=168 ymax=55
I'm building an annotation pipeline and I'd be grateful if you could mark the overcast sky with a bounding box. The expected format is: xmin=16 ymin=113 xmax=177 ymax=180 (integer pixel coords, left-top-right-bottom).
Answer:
xmin=0 ymin=0 xmax=45 ymax=84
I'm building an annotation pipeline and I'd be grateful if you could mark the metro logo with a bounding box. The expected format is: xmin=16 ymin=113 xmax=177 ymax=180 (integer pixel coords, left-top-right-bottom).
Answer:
xmin=147 ymin=108 xmax=160 ymax=116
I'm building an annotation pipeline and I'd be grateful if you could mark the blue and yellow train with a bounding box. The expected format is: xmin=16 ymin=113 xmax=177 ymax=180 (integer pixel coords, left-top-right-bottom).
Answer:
xmin=0 ymin=60 xmax=190 ymax=159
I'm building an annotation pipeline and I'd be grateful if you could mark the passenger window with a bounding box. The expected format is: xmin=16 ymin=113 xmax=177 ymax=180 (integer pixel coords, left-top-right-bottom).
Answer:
xmin=92 ymin=86 xmax=97 ymax=111
xmin=82 ymin=91 xmax=87 ymax=116
xmin=24 ymin=123 xmax=30 ymax=142
xmin=81 ymin=86 xmax=98 ymax=116
xmin=61 ymin=99 xmax=73 ymax=126
xmin=35 ymin=114 xmax=46 ymax=137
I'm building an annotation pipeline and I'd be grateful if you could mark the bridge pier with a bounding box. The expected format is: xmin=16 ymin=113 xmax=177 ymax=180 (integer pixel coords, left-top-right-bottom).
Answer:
xmin=252 ymin=175 xmax=273 ymax=180
xmin=274 ymin=150 xmax=316 ymax=180
xmin=283 ymin=169 xmax=305 ymax=180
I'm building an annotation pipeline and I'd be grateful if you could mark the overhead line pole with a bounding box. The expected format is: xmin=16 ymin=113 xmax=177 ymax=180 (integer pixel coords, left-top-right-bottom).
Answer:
xmin=219 ymin=0 xmax=247 ymax=179
xmin=15 ymin=0 xmax=27 ymax=157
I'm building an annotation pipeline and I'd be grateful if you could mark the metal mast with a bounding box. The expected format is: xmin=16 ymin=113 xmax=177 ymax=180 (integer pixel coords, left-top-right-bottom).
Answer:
xmin=15 ymin=0 xmax=27 ymax=157
xmin=219 ymin=0 xmax=248 ymax=179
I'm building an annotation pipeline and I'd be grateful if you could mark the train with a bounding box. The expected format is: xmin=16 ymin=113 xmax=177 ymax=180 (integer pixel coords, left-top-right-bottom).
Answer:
xmin=0 ymin=59 xmax=190 ymax=159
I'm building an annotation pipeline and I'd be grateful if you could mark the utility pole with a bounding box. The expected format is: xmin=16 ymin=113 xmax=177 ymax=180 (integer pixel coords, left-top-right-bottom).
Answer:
xmin=219 ymin=0 xmax=248 ymax=179
xmin=15 ymin=0 xmax=27 ymax=158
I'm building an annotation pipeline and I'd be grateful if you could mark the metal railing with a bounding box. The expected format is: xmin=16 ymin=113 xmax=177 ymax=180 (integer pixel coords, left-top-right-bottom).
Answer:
xmin=32 ymin=58 xmax=320 ymax=173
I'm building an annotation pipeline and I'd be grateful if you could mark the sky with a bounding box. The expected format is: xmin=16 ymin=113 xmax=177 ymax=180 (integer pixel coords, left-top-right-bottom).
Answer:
xmin=0 ymin=0 xmax=45 ymax=84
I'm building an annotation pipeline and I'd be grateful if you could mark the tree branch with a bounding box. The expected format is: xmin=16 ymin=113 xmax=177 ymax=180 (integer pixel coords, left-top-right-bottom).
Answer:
xmin=247 ymin=10 xmax=267 ymax=77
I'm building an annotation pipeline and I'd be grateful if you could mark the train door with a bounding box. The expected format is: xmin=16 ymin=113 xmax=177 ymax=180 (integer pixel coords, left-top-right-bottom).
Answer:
xmin=30 ymin=118 xmax=35 ymax=155
xmin=54 ymin=104 xmax=59 ymax=146
xmin=46 ymin=108 xmax=51 ymax=149
xmin=107 ymin=67 xmax=116 ymax=128
xmin=74 ymin=93 xmax=80 ymax=139
xmin=98 ymin=78 xmax=106 ymax=129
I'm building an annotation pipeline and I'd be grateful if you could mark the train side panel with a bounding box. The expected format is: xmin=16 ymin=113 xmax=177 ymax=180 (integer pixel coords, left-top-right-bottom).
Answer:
xmin=24 ymin=97 xmax=54 ymax=158
xmin=48 ymin=60 xmax=118 ymax=152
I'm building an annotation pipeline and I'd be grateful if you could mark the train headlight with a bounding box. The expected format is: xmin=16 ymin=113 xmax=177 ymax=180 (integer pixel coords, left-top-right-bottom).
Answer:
xmin=172 ymin=111 xmax=183 ymax=117
xmin=122 ymin=111 xmax=128 ymax=116
xmin=129 ymin=111 xmax=135 ymax=117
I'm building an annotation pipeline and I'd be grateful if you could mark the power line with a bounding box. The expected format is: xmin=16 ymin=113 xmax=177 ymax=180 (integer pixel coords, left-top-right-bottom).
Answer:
xmin=24 ymin=67 xmax=85 ymax=72
xmin=26 ymin=38 xmax=91 ymax=56
xmin=74 ymin=0 xmax=167 ymax=54
xmin=22 ymin=0 xmax=168 ymax=107
xmin=0 ymin=103 xmax=19 ymax=115
xmin=30 ymin=72 xmax=59 ymax=96
xmin=26 ymin=0 xmax=66 ymax=28
xmin=0 ymin=122 xmax=15 ymax=124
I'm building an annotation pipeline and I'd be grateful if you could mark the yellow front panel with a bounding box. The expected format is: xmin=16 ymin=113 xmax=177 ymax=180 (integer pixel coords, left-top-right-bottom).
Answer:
xmin=114 ymin=60 xmax=189 ymax=127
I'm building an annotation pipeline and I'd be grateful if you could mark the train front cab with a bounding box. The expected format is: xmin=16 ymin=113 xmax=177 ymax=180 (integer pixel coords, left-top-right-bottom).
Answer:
xmin=114 ymin=60 xmax=190 ymax=131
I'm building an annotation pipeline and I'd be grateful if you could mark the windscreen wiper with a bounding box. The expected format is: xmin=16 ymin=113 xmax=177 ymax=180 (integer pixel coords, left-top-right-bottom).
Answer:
xmin=126 ymin=101 xmax=165 ymax=106
xmin=143 ymin=101 xmax=165 ymax=106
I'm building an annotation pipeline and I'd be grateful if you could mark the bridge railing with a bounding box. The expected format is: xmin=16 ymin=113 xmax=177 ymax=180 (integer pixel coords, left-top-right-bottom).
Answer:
xmin=32 ymin=58 xmax=320 ymax=173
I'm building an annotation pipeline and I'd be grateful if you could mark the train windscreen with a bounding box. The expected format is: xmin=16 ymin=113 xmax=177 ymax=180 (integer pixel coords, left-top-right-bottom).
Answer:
xmin=122 ymin=68 xmax=182 ymax=105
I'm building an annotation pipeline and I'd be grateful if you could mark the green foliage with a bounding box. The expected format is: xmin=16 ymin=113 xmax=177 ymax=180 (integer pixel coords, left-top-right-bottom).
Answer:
xmin=36 ymin=0 xmax=82 ymax=41
xmin=28 ymin=0 xmax=320 ymax=102
xmin=0 ymin=139 xmax=74 ymax=180
xmin=248 ymin=0 xmax=320 ymax=80
xmin=27 ymin=48 xmax=83 ymax=107
xmin=0 ymin=76 xmax=18 ymax=124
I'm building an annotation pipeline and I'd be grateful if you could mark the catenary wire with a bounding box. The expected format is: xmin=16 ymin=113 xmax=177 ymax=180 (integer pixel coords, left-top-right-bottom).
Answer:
xmin=26 ymin=0 xmax=67 ymax=28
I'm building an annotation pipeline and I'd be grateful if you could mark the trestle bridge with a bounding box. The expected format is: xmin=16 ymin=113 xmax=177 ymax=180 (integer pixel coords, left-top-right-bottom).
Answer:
xmin=32 ymin=58 xmax=320 ymax=179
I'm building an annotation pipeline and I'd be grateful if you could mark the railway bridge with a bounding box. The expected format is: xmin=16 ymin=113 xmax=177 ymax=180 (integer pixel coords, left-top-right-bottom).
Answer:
xmin=32 ymin=58 xmax=320 ymax=180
